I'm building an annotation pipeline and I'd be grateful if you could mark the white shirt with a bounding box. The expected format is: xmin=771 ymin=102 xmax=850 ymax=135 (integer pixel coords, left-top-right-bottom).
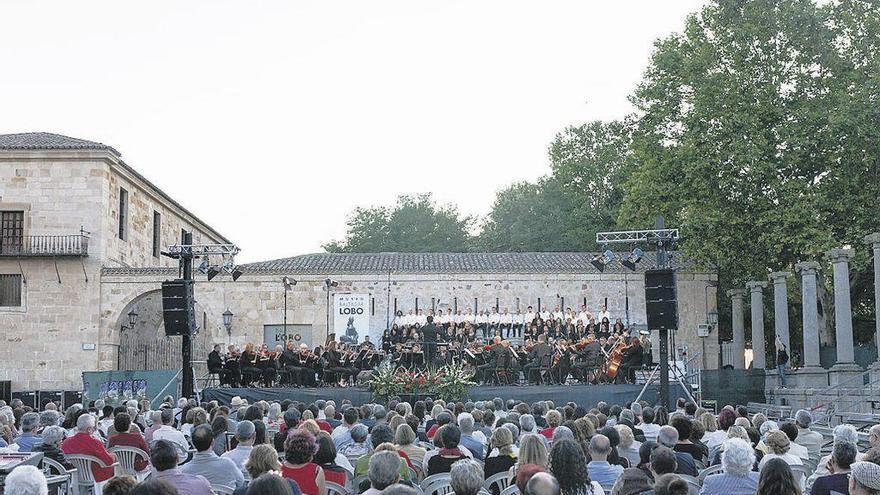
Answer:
xmin=489 ymin=312 xmax=500 ymax=324
xmin=524 ymin=312 xmax=535 ymax=323
xmin=598 ymin=310 xmax=611 ymax=322
xmin=640 ymin=423 xmax=661 ymax=442
xmin=788 ymin=441 xmax=810 ymax=460
xmin=513 ymin=313 xmax=525 ymax=325
xmin=553 ymin=311 xmax=564 ymax=321
xmin=500 ymin=313 xmax=512 ymax=324
xmin=578 ymin=311 xmax=591 ymax=324
xmin=476 ymin=314 xmax=488 ymax=324
xmin=539 ymin=311 xmax=550 ymax=320
xmin=454 ymin=313 xmax=465 ymax=324
xmin=153 ymin=425 xmax=191 ymax=460
xmin=439 ymin=314 xmax=451 ymax=325
xmin=463 ymin=312 xmax=474 ymax=323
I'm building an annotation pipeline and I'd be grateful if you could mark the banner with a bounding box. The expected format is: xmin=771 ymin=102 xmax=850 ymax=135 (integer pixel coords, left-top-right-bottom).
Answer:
xmin=334 ymin=293 xmax=371 ymax=345
xmin=82 ymin=370 xmax=180 ymax=408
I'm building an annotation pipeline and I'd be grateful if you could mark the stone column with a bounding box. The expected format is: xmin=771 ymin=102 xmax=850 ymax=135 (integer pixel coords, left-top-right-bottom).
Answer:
xmin=826 ymin=248 xmax=863 ymax=384
xmin=795 ymin=261 xmax=827 ymax=387
xmin=769 ymin=272 xmax=791 ymax=387
xmin=769 ymin=272 xmax=792 ymax=349
xmin=865 ymin=233 xmax=880 ymax=360
xmin=747 ymin=281 xmax=768 ymax=369
xmin=727 ymin=289 xmax=747 ymax=369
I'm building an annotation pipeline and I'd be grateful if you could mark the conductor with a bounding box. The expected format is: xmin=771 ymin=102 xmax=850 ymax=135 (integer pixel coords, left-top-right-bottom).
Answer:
xmin=421 ymin=315 xmax=440 ymax=366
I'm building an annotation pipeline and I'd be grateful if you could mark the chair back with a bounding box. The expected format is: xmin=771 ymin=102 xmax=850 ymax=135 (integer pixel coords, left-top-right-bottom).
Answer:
xmin=790 ymin=464 xmax=810 ymax=482
xmin=41 ymin=457 xmax=69 ymax=476
xmin=484 ymin=472 xmax=510 ymax=494
xmin=66 ymin=454 xmax=106 ymax=484
xmin=408 ymin=466 xmax=419 ymax=482
xmin=109 ymin=446 xmax=150 ymax=477
xmin=499 ymin=485 xmax=519 ymax=495
xmin=353 ymin=475 xmax=370 ymax=493
xmin=420 ymin=473 xmax=451 ymax=491
xmin=423 ymin=480 xmax=454 ymax=495
xmin=326 ymin=481 xmax=348 ymax=495
xmin=212 ymin=484 xmax=235 ymax=495
xmin=697 ymin=464 xmax=724 ymax=483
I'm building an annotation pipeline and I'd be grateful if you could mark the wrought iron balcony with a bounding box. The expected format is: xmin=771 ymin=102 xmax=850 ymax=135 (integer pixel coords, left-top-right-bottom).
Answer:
xmin=0 ymin=234 xmax=89 ymax=257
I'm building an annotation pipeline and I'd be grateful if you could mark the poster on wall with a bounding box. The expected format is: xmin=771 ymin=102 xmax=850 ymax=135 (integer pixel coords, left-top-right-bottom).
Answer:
xmin=334 ymin=293 xmax=371 ymax=345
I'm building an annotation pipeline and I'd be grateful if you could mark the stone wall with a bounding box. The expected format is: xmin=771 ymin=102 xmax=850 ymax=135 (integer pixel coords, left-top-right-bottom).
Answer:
xmin=0 ymin=150 xmax=230 ymax=391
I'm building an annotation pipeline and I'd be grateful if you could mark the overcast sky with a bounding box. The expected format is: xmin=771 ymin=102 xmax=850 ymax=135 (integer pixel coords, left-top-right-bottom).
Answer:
xmin=1 ymin=1 xmax=706 ymax=263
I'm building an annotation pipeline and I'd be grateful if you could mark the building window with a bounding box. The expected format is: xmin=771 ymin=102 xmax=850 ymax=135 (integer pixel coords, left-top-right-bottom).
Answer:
xmin=118 ymin=188 xmax=128 ymax=240
xmin=0 ymin=274 xmax=22 ymax=307
xmin=0 ymin=211 xmax=24 ymax=254
xmin=180 ymin=228 xmax=188 ymax=243
xmin=152 ymin=211 xmax=161 ymax=258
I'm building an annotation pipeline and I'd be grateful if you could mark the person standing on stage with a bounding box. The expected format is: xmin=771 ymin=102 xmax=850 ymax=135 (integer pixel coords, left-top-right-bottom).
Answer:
xmin=488 ymin=307 xmax=500 ymax=340
xmin=476 ymin=310 xmax=488 ymax=339
xmin=421 ymin=315 xmax=440 ymax=366
xmin=500 ymin=308 xmax=512 ymax=339
xmin=513 ymin=309 xmax=525 ymax=340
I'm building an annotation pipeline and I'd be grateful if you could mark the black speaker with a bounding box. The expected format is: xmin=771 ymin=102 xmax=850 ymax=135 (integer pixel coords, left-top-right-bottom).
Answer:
xmin=162 ymin=279 xmax=195 ymax=336
xmin=11 ymin=390 xmax=37 ymax=408
xmin=0 ymin=380 xmax=10 ymax=404
xmin=63 ymin=390 xmax=83 ymax=409
xmin=645 ymin=269 xmax=677 ymax=330
xmin=39 ymin=390 xmax=63 ymax=409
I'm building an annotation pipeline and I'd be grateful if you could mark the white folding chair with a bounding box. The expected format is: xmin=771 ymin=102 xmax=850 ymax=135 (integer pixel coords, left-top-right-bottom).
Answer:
xmin=499 ymin=485 xmax=519 ymax=495
xmin=677 ymin=474 xmax=701 ymax=495
xmin=484 ymin=472 xmax=511 ymax=494
xmin=212 ymin=484 xmax=235 ymax=495
xmin=420 ymin=473 xmax=451 ymax=492
xmin=423 ymin=480 xmax=455 ymax=495
xmin=697 ymin=464 xmax=724 ymax=483
xmin=66 ymin=454 xmax=118 ymax=495
xmin=108 ymin=445 xmax=151 ymax=479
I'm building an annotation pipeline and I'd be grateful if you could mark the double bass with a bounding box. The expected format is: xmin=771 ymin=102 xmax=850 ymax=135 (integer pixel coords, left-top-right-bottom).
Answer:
xmin=605 ymin=337 xmax=633 ymax=379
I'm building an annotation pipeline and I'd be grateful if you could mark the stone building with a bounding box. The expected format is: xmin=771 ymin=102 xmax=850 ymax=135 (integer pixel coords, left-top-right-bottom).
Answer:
xmin=0 ymin=133 xmax=229 ymax=392
xmin=0 ymin=133 xmax=720 ymax=393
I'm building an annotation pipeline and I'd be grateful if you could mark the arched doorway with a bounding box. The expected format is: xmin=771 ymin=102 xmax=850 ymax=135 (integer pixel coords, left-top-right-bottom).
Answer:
xmin=116 ymin=290 xmax=210 ymax=373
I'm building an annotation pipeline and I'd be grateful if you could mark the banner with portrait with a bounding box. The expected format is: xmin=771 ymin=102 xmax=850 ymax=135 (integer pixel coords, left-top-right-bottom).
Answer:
xmin=334 ymin=293 xmax=371 ymax=346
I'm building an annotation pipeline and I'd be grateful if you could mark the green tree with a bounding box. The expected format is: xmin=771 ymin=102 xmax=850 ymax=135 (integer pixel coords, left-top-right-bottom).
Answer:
xmin=618 ymin=0 xmax=880 ymax=350
xmin=478 ymin=120 xmax=633 ymax=251
xmin=323 ymin=193 xmax=473 ymax=253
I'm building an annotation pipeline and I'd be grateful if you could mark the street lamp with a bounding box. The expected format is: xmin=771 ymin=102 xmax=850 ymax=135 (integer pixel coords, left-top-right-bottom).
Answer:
xmin=708 ymin=310 xmax=719 ymax=327
xmin=282 ymin=277 xmax=297 ymax=334
xmin=223 ymin=309 xmax=234 ymax=335
xmin=127 ymin=308 xmax=139 ymax=328
xmin=325 ymin=279 xmax=338 ymax=340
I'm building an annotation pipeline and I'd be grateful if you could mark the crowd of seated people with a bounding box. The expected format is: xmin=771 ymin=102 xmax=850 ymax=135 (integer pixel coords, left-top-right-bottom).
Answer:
xmin=3 ymin=394 xmax=880 ymax=495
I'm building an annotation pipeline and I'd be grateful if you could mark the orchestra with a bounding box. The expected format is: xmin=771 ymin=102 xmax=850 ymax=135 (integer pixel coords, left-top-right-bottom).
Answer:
xmin=209 ymin=305 xmax=651 ymax=388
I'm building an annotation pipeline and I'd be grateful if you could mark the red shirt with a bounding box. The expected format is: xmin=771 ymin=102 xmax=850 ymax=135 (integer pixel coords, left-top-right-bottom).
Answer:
xmin=427 ymin=424 xmax=439 ymax=439
xmin=283 ymin=463 xmax=320 ymax=495
xmin=316 ymin=420 xmax=333 ymax=433
xmin=108 ymin=432 xmax=151 ymax=472
xmin=62 ymin=432 xmax=116 ymax=482
xmin=540 ymin=427 xmax=555 ymax=440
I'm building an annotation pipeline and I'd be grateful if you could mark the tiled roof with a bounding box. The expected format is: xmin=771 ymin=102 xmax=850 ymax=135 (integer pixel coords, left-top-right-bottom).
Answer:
xmin=238 ymin=251 xmax=698 ymax=274
xmin=0 ymin=132 xmax=120 ymax=155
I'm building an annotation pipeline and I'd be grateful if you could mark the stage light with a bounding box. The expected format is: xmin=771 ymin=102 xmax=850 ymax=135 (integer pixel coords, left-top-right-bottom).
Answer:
xmin=232 ymin=268 xmax=243 ymax=281
xmin=207 ymin=266 xmax=220 ymax=281
xmin=602 ymin=249 xmax=616 ymax=264
xmin=621 ymin=247 xmax=644 ymax=271
xmin=283 ymin=276 xmax=297 ymax=290
xmin=325 ymin=278 xmax=339 ymax=288
xmin=590 ymin=254 xmax=606 ymax=272
xmin=197 ymin=258 xmax=210 ymax=274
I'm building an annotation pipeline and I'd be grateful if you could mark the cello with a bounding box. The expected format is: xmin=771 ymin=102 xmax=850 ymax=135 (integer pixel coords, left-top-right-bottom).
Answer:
xmin=604 ymin=337 xmax=632 ymax=380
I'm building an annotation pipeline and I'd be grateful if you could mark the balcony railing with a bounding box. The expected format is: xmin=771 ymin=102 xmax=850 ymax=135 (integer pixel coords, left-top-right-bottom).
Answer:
xmin=0 ymin=234 xmax=89 ymax=257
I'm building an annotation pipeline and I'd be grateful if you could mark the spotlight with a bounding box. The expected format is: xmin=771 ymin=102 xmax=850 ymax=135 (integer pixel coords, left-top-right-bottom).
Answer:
xmin=590 ymin=254 xmax=605 ymax=272
xmin=325 ymin=278 xmax=339 ymax=288
xmin=621 ymin=247 xmax=644 ymax=271
xmin=602 ymin=249 xmax=616 ymax=264
xmin=197 ymin=258 xmax=210 ymax=274
xmin=283 ymin=276 xmax=297 ymax=290
xmin=207 ymin=266 xmax=220 ymax=281
xmin=231 ymin=268 xmax=243 ymax=281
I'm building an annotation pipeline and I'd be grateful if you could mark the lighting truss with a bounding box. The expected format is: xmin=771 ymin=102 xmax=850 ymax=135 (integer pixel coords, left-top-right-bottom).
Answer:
xmin=165 ymin=244 xmax=241 ymax=258
xmin=596 ymin=228 xmax=680 ymax=245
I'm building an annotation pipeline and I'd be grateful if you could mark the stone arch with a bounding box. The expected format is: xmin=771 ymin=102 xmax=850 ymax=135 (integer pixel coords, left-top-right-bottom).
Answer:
xmin=116 ymin=289 xmax=211 ymax=372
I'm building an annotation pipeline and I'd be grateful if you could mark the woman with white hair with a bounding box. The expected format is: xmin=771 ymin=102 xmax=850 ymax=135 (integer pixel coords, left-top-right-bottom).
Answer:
xmin=700 ymin=437 xmax=758 ymax=495
xmin=806 ymin=424 xmax=861 ymax=491
xmin=4 ymin=465 xmax=48 ymax=495
xmin=266 ymin=402 xmax=283 ymax=428
xmin=709 ymin=425 xmax=763 ymax=469
xmin=32 ymin=426 xmax=73 ymax=469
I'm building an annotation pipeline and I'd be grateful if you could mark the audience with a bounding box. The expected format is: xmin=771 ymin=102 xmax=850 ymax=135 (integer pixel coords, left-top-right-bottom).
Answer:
xmin=5 ymin=391 xmax=874 ymax=495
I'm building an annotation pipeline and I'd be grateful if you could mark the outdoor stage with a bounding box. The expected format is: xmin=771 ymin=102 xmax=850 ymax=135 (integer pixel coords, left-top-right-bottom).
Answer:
xmin=201 ymin=383 xmax=689 ymax=406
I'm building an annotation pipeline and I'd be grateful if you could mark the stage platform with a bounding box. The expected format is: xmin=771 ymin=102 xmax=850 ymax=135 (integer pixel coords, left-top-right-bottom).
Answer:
xmin=202 ymin=383 xmax=688 ymax=407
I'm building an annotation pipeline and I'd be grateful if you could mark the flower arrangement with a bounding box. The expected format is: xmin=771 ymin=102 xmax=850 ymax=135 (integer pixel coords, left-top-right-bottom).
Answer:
xmin=365 ymin=362 xmax=476 ymax=402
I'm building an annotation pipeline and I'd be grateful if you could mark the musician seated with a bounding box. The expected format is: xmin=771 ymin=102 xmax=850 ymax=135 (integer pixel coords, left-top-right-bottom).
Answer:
xmin=619 ymin=337 xmax=645 ymax=383
xmin=207 ymin=344 xmax=224 ymax=380
xmin=522 ymin=334 xmax=552 ymax=384
xmin=476 ymin=337 xmax=505 ymax=385
xmin=433 ymin=345 xmax=454 ymax=368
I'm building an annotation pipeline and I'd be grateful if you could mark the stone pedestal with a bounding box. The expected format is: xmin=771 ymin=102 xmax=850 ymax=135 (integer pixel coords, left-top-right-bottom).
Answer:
xmin=727 ymin=289 xmax=747 ymax=369
xmin=796 ymin=366 xmax=829 ymax=388
xmin=747 ymin=281 xmax=768 ymax=369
